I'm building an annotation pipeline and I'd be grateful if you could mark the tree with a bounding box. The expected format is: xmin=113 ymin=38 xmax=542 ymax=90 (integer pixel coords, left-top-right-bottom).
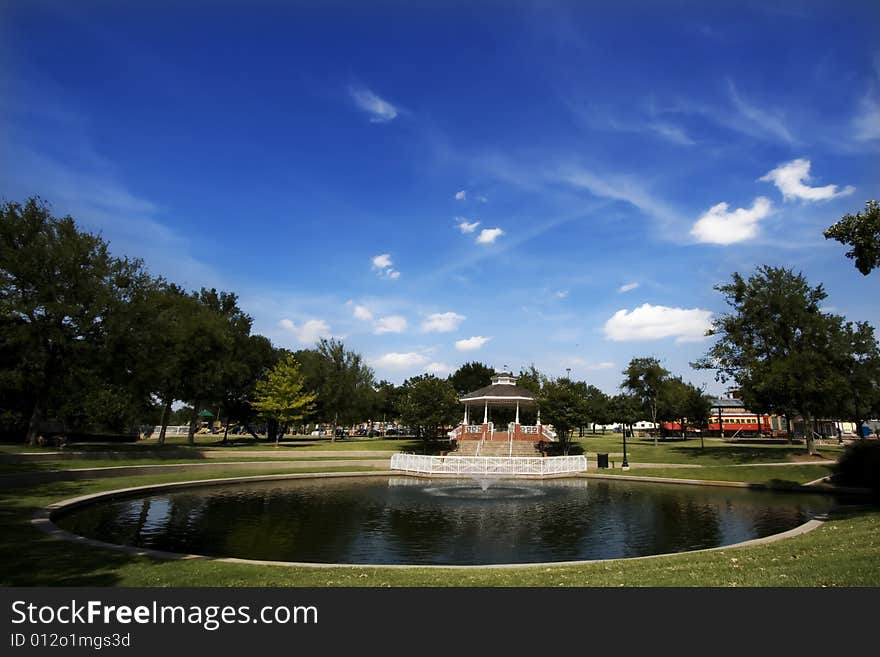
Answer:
xmin=694 ymin=266 xmax=846 ymax=455
xmin=448 ymin=361 xmax=494 ymax=395
xmin=396 ymin=375 xmax=459 ymax=442
xmin=684 ymin=384 xmax=713 ymax=449
xmin=516 ymin=364 xmax=545 ymax=395
xmin=827 ymin=321 xmax=880 ymax=440
xmin=302 ymin=339 xmax=375 ymax=441
xmin=0 ymin=198 xmax=152 ymax=444
xmin=656 ymin=377 xmax=690 ymax=437
xmin=609 ymin=393 xmax=641 ymax=438
xmin=537 ymin=377 xmax=589 ymax=455
xmin=583 ymin=385 xmax=611 ymax=434
xmin=250 ymin=355 xmax=317 ymax=446
xmin=622 ymin=357 xmax=669 ymax=447
xmin=824 ymin=200 xmax=880 ymax=275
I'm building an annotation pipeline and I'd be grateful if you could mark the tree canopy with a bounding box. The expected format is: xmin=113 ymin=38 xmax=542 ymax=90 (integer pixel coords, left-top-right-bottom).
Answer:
xmin=250 ymin=354 xmax=317 ymax=445
xmin=824 ymin=199 xmax=880 ymax=275
xmin=694 ymin=265 xmax=879 ymax=454
xmin=448 ymin=361 xmax=494 ymax=395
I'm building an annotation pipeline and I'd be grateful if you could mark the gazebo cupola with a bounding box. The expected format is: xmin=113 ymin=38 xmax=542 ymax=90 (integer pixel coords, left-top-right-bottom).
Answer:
xmin=452 ymin=371 xmax=554 ymax=443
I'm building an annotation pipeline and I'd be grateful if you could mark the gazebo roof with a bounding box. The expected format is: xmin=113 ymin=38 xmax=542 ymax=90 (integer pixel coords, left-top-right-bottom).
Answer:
xmin=459 ymin=372 xmax=537 ymax=404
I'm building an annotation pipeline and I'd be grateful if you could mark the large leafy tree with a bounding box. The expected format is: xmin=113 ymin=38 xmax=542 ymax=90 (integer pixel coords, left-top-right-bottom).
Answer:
xmin=537 ymin=377 xmax=589 ymax=455
xmin=298 ymin=339 xmax=375 ymax=440
xmin=0 ymin=198 xmax=153 ymax=444
xmin=824 ymin=200 xmax=880 ymax=275
xmin=694 ymin=266 xmax=849 ymax=455
xmin=448 ymin=361 xmax=494 ymax=395
xmin=250 ymin=355 xmax=317 ymax=446
xmin=583 ymin=384 xmax=611 ymax=434
xmin=622 ymin=357 xmax=670 ymax=447
xmin=827 ymin=321 xmax=880 ymax=439
xmin=396 ymin=374 xmax=459 ymax=442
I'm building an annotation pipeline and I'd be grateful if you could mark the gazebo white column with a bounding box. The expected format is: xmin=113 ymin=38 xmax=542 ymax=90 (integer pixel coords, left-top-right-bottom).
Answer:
xmin=514 ymin=401 xmax=521 ymax=439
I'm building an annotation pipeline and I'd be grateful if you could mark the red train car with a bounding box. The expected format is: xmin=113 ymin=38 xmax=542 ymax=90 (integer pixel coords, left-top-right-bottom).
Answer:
xmin=662 ymin=413 xmax=772 ymax=437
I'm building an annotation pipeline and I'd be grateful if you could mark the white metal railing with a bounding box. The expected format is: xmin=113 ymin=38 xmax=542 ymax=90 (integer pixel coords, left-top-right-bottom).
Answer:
xmin=152 ymin=425 xmax=190 ymax=436
xmin=390 ymin=453 xmax=588 ymax=476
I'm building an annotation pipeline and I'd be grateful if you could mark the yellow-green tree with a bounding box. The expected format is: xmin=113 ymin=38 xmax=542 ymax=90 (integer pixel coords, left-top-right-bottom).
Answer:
xmin=251 ymin=355 xmax=317 ymax=446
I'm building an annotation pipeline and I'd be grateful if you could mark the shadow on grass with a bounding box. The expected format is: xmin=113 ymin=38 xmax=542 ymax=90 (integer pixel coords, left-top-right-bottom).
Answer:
xmin=666 ymin=444 xmax=834 ymax=465
xmin=0 ymin=480 xmax=135 ymax=586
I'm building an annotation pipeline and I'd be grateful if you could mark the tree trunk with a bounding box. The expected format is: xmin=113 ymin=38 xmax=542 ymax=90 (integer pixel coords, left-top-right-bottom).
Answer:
xmin=25 ymin=396 xmax=46 ymax=447
xmin=652 ymin=403 xmax=658 ymax=447
xmin=187 ymin=401 xmax=200 ymax=445
xmin=330 ymin=412 xmax=338 ymax=443
xmin=222 ymin=417 xmax=230 ymax=444
xmin=804 ymin=411 xmax=816 ymax=455
xmin=157 ymin=397 xmax=172 ymax=446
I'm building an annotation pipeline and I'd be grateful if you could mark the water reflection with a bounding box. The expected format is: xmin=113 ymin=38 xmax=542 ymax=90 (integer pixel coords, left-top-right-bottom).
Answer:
xmin=56 ymin=477 xmax=834 ymax=565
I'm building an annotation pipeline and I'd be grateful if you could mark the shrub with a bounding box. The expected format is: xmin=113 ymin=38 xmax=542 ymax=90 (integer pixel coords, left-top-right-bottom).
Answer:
xmin=833 ymin=440 xmax=880 ymax=499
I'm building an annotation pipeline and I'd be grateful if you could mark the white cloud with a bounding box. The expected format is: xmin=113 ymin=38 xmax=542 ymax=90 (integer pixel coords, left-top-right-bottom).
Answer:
xmin=373 ymin=352 xmax=428 ymax=368
xmin=455 ymin=190 xmax=467 ymax=200
xmin=372 ymin=253 xmax=392 ymax=269
xmin=585 ymin=361 xmax=615 ymax=370
xmin=279 ymin=318 xmax=332 ymax=344
xmin=352 ymin=304 xmax=373 ymax=321
xmin=426 ymin=362 xmax=453 ymax=375
xmin=618 ymin=282 xmax=639 ymax=293
xmin=349 ymin=86 xmax=398 ymax=123
xmin=759 ymin=158 xmax=855 ymax=202
xmin=455 ymin=336 xmax=491 ymax=351
xmin=603 ymin=304 xmax=712 ymax=343
xmin=690 ymin=197 xmax=773 ymax=245
xmin=421 ymin=311 xmax=466 ymax=333
xmin=457 ymin=218 xmax=480 ymax=233
xmin=553 ymin=290 xmax=569 ymax=299
xmin=374 ymin=315 xmax=408 ymax=334
xmin=371 ymin=253 xmax=400 ymax=280
xmin=476 ymin=228 xmax=505 ymax=244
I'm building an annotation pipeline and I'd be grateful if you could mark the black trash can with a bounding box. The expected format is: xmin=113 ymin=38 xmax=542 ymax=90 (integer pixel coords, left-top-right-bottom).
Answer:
xmin=596 ymin=453 xmax=609 ymax=469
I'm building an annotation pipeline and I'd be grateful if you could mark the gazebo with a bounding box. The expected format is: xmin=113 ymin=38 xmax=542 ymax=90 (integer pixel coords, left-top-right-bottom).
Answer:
xmin=450 ymin=372 xmax=555 ymax=443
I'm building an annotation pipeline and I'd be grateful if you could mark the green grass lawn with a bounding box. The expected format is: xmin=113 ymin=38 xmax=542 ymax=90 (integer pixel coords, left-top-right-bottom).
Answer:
xmin=574 ymin=434 xmax=844 ymax=466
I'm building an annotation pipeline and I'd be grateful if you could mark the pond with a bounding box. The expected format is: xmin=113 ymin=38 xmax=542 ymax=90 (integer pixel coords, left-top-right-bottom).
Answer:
xmin=54 ymin=476 xmax=835 ymax=565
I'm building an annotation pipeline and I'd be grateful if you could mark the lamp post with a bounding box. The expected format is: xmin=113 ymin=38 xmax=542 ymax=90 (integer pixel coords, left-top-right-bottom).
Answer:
xmin=622 ymin=422 xmax=629 ymax=469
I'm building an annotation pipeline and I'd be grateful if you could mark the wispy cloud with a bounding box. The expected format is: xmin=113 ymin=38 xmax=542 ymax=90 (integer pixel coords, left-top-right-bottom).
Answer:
xmin=604 ymin=304 xmax=712 ymax=343
xmin=759 ymin=158 xmax=855 ymax=202
xmin=422 ymin=312 xmax=465 ymax=332
xmin=569 ymin=101 xmax=695 ymax=146
xmin=279 ymin=318 xmax=333 ymax=344
xmin=853 ymin=91 xmax=880 ymax=141
xmin=562 ymin=167 xmax=680 ymax=226
xmin=348 ymin=86 xmax=398 ymax=123
xmin=456 ymin=218 xmax=480 ymax=233
xmin=476 ymin=227 xmax=505 ymax=244
xmin=618 ymin=282 xmax=639 ymax=293
xmin=725 ymin=79 xmax=796 ymax=144
xmin=690 ymin=197 xmax=773 ymax=245
xmin=455 ymin=336 xmax=491 ymax=351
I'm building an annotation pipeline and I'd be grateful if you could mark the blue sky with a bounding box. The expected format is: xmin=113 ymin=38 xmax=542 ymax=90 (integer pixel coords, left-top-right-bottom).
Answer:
xmin=2 ymin=0 xmax=878 ymax=394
